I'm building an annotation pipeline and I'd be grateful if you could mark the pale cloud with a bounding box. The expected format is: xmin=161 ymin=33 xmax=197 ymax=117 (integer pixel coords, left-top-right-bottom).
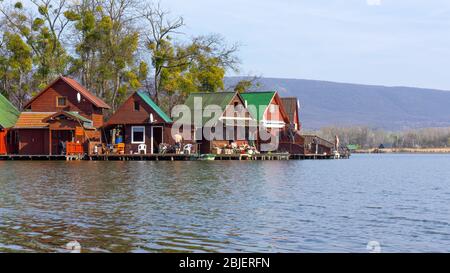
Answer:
xmin=367 ymin=0 xmax=382 ymax=6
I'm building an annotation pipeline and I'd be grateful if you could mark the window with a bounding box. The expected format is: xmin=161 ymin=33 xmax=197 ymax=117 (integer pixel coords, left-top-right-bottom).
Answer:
xmin=57 ymin=96 xmax=67 ymax=107
xmin=233 ymin=101 xmax=240 ymax=113
xmin=131 ymin=126 xmax=145 ymax=144
xmin=134 ymin=101 xmax=140 ymax=111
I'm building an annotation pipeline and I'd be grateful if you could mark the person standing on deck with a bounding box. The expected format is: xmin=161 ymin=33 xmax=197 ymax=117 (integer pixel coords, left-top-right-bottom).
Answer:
xmin=174 ymin=133 xmax=182 ymax=154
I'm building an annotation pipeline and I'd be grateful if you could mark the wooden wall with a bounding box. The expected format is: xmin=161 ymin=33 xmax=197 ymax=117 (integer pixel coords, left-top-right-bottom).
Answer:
xmin=26 ymin=79 xmax=104 ymax=128
xmin=17 ymin=129 xmax=49 ymax=155
xmin=263 ymin=95 xmax=290 ymax=124
xmin=0 ymin=129 xmax=6 ymax=155
xmin=107 ymin=93 xmax=167 ymax=125
xmin=119 ymin=124 xmax=174 ymax=154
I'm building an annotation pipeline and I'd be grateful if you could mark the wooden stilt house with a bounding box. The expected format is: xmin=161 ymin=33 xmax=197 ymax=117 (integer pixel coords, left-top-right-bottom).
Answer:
xmin=280 ymin=97 xmax=305 ymax=153
xmin=240 ymin=91 xmax=291 ymax=152
xmin=105 ymin=91 xmax=173 ymax=154
xmin=13 ymin=76 xmax=110 ymax=155
xmin=176 ymin=92 xmax=253 ymax=154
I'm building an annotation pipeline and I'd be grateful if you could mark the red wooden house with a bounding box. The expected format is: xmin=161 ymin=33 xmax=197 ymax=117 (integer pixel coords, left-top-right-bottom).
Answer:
xmin=280 ymin=97 xmax=301 ymax=131
xmin=13 ymin=76 xmax=110 ymax=155
xmin=240 ymin=91 xmax=291 ymax=152
xmin=105 ymin=91 xmax=173 ymax=154
xmin=0 ymin=93 xmax=20 ymax=155
xmin=176 ymin=92 xmax=253 ymax=154
xmin=279 ymin=97 xmax=305 ymax=153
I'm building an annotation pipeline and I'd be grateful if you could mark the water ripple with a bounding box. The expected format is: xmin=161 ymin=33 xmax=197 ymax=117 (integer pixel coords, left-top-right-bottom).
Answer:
xmin=1 ymin=155 xmax=450 ymax=252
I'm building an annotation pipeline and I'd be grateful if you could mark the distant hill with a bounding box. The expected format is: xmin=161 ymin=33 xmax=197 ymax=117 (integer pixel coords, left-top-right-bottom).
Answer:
xmin=225 ymin=77 xmax=450 ymax=130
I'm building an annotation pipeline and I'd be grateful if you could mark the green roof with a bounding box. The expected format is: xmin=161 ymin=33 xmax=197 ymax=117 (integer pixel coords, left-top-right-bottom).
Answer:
xmin=0 ymin=93 xmax=19 ymax=128
xmin=137 ymin=91 xmax=172 ymax=123
xmin=177 ymin=92 xmax=237 ymax=126
xmin=66 ymin=111 xmax=92 ymax=123
xmin=240 ymin=91 xmax=276 ymax=122
xmin=347 ymin=144 xmax=359 ymax=150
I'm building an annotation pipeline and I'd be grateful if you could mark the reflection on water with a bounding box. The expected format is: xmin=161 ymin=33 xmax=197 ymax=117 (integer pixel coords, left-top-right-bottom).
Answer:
xmin=1 ymin=154 xmax=450 ymax=252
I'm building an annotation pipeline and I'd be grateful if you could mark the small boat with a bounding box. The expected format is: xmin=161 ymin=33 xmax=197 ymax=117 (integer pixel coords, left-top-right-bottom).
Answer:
xmin=198 ymin=154 xmax=216 ymax=161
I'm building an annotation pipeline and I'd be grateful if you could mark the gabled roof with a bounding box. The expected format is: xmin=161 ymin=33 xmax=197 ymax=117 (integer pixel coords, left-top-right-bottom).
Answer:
xmin=280 ymin=97 xmax=300 ymax=125
xmin=136 ymin=91 xmax=172 ymax=123
xmin=0 ymin=93 xmax=20 ymax=129
xmin=176 ymin=92 xmax=241 ymax=126
xmin=241 ymin=91 xmax=290 ymax=125
xmin=23 ymin=76 xmax=111 ymax=109
xmin=240 ymin=91 xmax=276 ymax=122
xmin=14 ymin=112 xmax=55 ymax=129
xmin=43 ymin=111 xmax=95 ymax=129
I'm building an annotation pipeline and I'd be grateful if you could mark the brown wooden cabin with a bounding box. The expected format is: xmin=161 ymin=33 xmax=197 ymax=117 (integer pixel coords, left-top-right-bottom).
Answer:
xmin=303 ymin=135 xmax=334 ymax=155
xmin=14 ymin=111 xmax=97 ymax=155
xmin=105 ymin=91 xmax=174 ymax=154
xmin=240 ymin=91 xmax=292 ymax=153
xmin=13 ymin=76 xmax=110 ymax=155
xmin=0 ymin=93 xmax=20 ymax=155
xmin=279 ymin=97 xmax=305 ymax=154
xmin=176 ymin=92 xmax=253 ymax=154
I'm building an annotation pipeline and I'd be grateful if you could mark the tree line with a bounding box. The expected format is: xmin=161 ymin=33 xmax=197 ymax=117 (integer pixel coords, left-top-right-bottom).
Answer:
xmin=305 ymin=126 xmax=450 ymax=149
xmin=0 ymin=0 xmax=252 ymax=112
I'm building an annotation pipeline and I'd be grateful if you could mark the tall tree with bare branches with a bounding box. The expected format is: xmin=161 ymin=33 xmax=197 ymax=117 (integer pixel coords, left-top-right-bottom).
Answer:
xmin=140 ymin=3 xmax=240 ymax=108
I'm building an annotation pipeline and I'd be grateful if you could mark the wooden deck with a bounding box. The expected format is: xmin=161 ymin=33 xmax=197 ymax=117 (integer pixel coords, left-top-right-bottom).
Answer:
xmin=212 ymin=153 xmax=291 ymax=160
xmin=88 ymin=153 xmax=195 ymax=161
xmin=0 ymin=154 xmax=82 ymax=160
xmin=0 ymin=152 xmax=349 ymax=161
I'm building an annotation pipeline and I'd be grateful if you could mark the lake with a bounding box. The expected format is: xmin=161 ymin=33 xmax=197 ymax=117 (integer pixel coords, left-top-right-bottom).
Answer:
xmin=0 ymin=154 xmax=449 ymax=253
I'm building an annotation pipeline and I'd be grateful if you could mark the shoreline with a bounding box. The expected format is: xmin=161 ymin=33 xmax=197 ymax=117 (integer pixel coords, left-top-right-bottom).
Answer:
xmin=354 ymin=148 xmax=450 ymax=154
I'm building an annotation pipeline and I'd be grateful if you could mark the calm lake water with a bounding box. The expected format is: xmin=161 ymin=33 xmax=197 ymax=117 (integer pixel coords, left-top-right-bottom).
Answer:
xmin=0 ymin=154 xmax=450 ymax=253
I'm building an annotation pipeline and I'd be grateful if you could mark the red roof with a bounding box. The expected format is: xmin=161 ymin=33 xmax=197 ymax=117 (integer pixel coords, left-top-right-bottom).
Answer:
xmin=23 ymin=76 xmax=111 ymax=109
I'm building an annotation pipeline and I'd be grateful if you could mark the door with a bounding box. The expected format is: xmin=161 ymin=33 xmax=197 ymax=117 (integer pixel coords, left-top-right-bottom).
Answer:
xmin=51 ymin=130 xmax=74 ymax=155
xmin=151 ymin=126 xmax=163 ymax=154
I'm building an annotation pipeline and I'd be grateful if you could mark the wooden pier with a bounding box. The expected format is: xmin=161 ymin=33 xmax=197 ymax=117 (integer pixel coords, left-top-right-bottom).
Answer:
xmin=88 ymin=153 xmax=195 ymax=161
xmin=0 ymin=152 xmax=349 ymax=161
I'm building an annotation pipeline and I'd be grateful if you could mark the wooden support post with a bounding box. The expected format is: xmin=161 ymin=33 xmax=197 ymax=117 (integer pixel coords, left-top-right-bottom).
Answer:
xmin=49 ymin=129 xmax=52 ymax=156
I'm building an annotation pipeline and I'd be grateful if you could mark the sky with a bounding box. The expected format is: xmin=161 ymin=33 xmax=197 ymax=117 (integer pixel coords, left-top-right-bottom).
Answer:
xmin=160 ymin=0 xmax=450 ymax=90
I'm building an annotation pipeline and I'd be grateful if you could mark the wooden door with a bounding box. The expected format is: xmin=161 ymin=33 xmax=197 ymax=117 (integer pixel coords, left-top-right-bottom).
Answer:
xmin=151 ymin=126 xmax=163 ymax=154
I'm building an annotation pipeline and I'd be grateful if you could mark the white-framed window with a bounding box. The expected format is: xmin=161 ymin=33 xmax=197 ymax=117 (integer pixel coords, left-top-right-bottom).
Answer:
xmin=131 ymin=126 xmax=145 ymax=144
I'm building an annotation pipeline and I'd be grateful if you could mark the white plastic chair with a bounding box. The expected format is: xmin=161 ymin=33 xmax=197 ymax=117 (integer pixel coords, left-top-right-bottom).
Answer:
xmin=183 ymin=144 xmax=193 ymax=154
xmin=138 ymin=144 xmax=147 ymax=154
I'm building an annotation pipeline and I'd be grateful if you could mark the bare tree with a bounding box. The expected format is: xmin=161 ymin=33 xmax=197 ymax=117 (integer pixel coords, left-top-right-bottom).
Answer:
xmin=140 ymin=2 xmax=184 ymax=104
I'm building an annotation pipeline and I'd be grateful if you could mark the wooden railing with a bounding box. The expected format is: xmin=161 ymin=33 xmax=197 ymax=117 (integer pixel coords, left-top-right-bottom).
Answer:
xmin=66 ymin=142 xmax=84 ymax=155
